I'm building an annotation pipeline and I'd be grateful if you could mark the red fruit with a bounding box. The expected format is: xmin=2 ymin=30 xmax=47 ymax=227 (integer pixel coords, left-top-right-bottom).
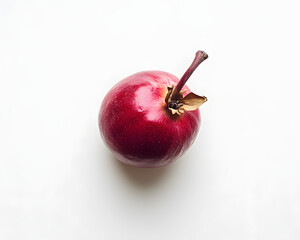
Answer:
xmin=99 ymin=51 xmax=208 ymax=168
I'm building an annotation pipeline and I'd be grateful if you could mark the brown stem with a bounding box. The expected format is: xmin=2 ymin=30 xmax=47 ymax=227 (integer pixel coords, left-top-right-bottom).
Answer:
xmin=171 ymin=50 xmax=208 ymax=101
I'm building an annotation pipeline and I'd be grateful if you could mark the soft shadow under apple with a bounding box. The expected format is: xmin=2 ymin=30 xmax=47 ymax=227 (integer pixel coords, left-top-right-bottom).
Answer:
xmin=109 ymin=153 xmax=176 ymax=189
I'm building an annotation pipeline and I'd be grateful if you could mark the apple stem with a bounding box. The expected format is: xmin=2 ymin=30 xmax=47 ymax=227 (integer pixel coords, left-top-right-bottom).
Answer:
xmin=171 ymin=50 xmax=208 ymax=101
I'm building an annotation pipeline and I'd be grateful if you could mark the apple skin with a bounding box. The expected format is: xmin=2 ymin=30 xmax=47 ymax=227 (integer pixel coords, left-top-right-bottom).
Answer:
xmin=98 ymin=71 xmax=200 ymax=168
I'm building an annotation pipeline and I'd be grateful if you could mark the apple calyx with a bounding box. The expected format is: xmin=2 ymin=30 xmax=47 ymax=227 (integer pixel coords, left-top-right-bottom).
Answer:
xmin=165 ymin=50 xmax=208 ymax=115
xmin=165 ymin=85 xmax=207 ymax=115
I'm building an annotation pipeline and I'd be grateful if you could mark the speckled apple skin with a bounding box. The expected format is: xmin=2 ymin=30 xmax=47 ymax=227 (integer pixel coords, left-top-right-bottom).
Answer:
xmin=98 ymin=71 xmax=200 ymax=168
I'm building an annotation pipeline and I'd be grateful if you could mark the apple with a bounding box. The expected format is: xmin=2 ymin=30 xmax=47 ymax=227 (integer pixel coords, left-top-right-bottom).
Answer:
xmin=98 ymin=51 xmax=208 ymax=168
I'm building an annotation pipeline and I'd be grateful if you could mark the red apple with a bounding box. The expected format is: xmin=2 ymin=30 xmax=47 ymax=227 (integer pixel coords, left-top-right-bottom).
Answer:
xmin=99 ymin=51 xmax=208 ymax=168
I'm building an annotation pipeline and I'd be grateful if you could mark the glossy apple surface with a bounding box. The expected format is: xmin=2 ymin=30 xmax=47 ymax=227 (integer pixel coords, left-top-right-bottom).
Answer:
xmin=99 ymin=71 xmax=200 ymax=168
xmin=99 ymin=50 xmax=208 ymax=168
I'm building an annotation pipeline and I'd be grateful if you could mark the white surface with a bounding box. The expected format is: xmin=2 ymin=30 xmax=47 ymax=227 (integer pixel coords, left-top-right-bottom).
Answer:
xmin=0 ymin=0 xmax=300 ymax=239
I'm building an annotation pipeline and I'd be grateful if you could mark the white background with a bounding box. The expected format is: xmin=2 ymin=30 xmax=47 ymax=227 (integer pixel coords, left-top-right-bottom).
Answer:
xmin=0 ymin=0 xmax=299 ymax=239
